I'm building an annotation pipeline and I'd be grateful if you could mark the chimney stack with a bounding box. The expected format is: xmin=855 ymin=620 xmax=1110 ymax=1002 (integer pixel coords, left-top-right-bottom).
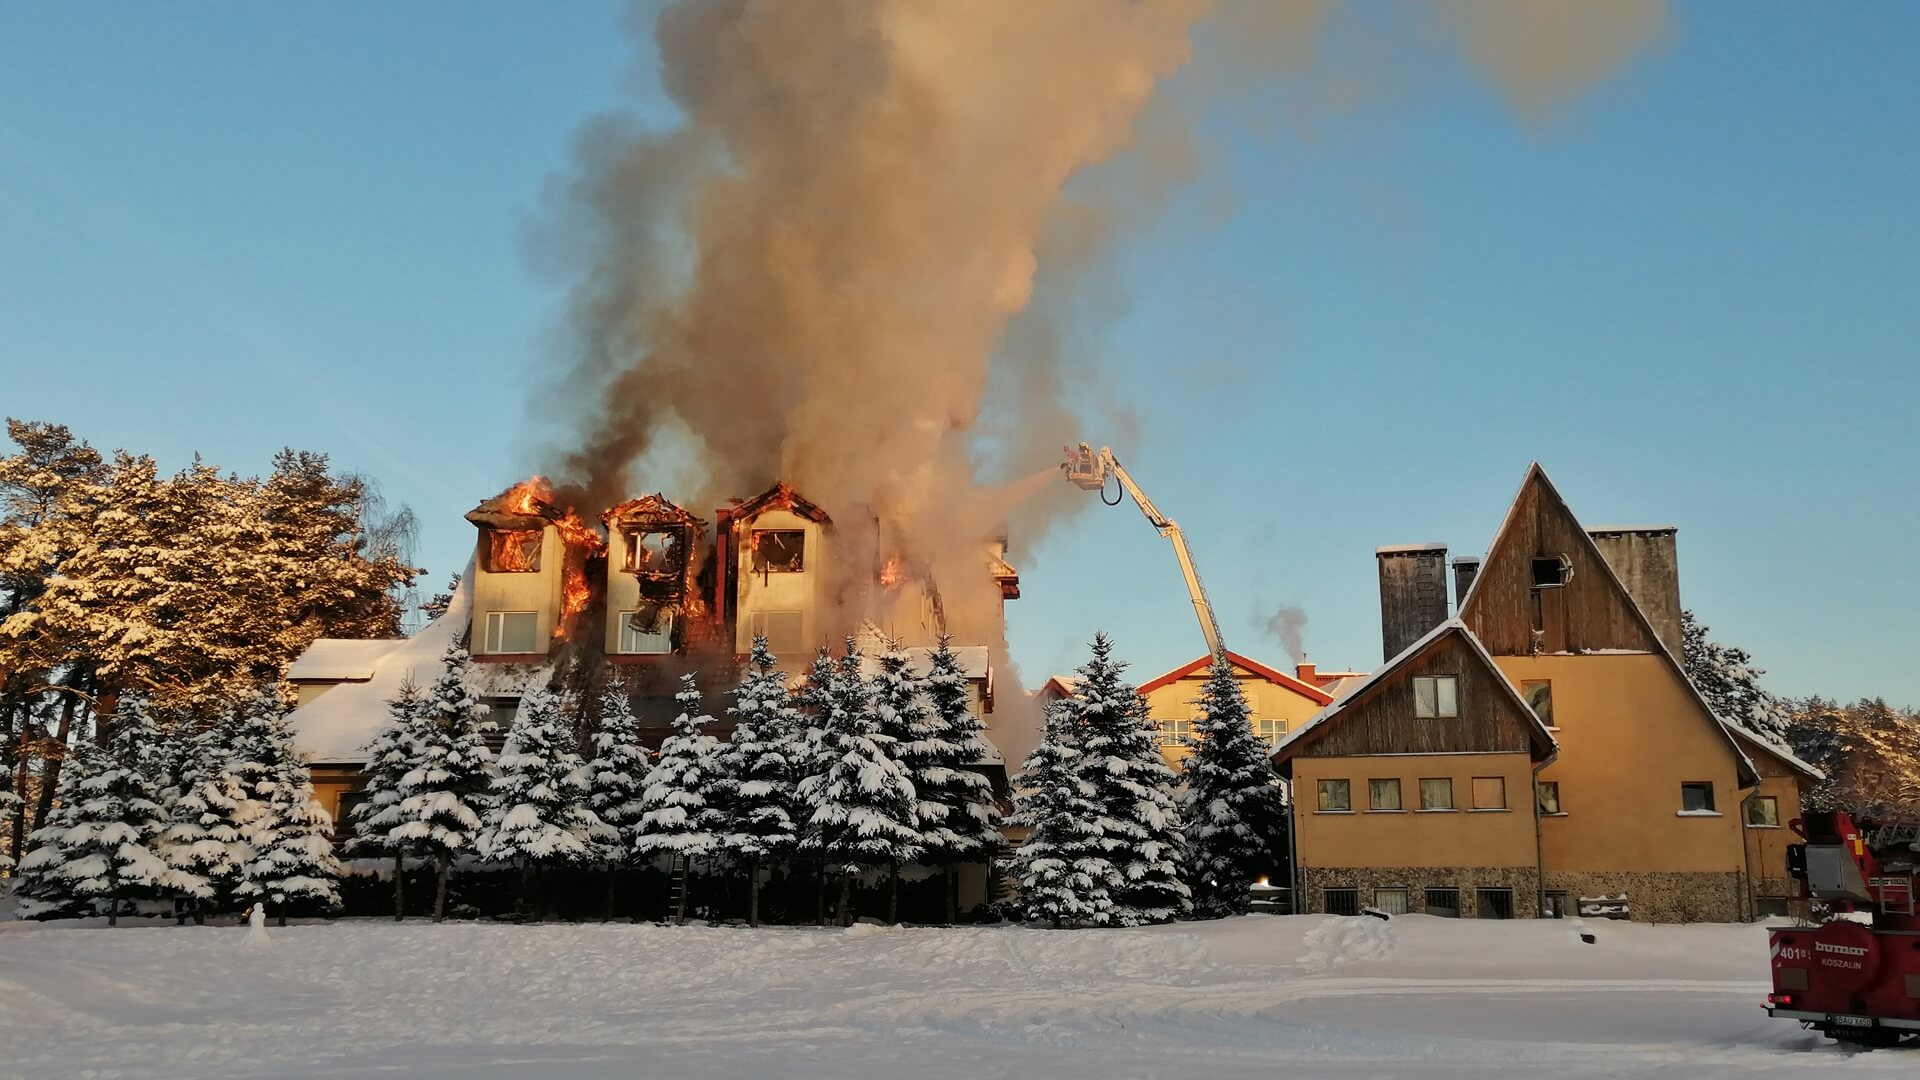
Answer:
xmin=1295 ymin=661 xmax=1318 ymax=686
xmin=1586 ymin=525 xmax=1682 ymax=656
xmin=1376 ymin=543 xmax=1449 ymax=661
xmin=1451 ymin=556 xmax=1482 ymax=609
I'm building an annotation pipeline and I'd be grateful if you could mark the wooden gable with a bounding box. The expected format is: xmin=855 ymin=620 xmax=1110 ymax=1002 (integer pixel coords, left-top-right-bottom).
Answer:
xmin=1288 ymin=625 xmax=1551 ymax=760
xmin=1459 ymin=464 xmax=1663 ymax=657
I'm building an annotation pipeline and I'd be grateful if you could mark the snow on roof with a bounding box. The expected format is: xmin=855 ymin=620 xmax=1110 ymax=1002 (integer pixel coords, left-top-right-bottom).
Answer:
xmin=287 ymin=558 xmax=476 ymax=765
xmin=1374 ymin=542 xmax=1447 ymax=555
xmin=286 ymin=639 xmax=406 ymax=682
xmin=1727 ymin=723 xmax=1824 ymax=781
xmin=1584 ymin=524 xmax=1678 ymax=534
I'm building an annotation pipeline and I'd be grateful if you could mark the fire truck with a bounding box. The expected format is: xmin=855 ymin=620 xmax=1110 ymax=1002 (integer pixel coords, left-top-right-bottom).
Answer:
xmin=1767 ymin=810 xmax=1920 ymax=1046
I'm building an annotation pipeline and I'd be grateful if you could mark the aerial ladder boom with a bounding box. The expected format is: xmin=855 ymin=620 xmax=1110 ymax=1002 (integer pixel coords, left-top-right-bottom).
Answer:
xmin=1063 ymin=443 xmax=1226 ymax=660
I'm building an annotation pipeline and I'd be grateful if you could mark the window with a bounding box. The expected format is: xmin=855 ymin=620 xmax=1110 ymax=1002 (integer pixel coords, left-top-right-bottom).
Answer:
xmin=1323 ymin=888 xmax=1360 ymax=916
xmin=617 ymin=609 xmax=674 ymax=655
xmin=1745 ymin=795 xmax=1780 ymax=827
xmin=1368 ymin=778 xmax=1403 ymax=811
xmin=751 ymin=529 xmax=806 ymax=573
xmin=1372 ymin=887 xmax=1409 ymax=915
xmin=747 ymin=609 xmax=804 ymax=658
xmin=1476 ymin=888 xmax=1515 ymax=920
xmin=1419 ymin=777 xmax=1454 ymax=811
xmin=1754 ymin=896 xmax=1791 ymax=918
xmin=1424 ymin=888 xmax=1460 ymax=918
xmin=1522 ymin=681 xmax=1554 ymax=727
xmin=485 ymin=528 xmax=542 ymax=573
xmin=1317 ymin=779 xmax=1352 ymax=812
xmin=1471 ymin=777 xmax=1507 ymax=810
xmin=1543 ymin=890 xmax=1570 ymax=919
xmin=1536 ymin=781 xmax=1562 ymax=816
xmin=625 ymin=528 xmax=685 ymax=575
xmin=1412 ymin=675 xmax=1459 ymax=719
xmin=1531 ymin=555 xmax=1571 ymax=588
xmin=1681 ymin=782 xmax=1717 ymax=814
xmin=482 ymin=610 xmax=539 ymax=654
xmin=1254 ymin=717 xmax=1287 ymax=746
xmin=1158 ymin=717 xmax=1193 ymax=748
xmin=479 ymin=698 xmax=515 ymax=755
xmin=335 ymin=790 xmax=371 ymax=834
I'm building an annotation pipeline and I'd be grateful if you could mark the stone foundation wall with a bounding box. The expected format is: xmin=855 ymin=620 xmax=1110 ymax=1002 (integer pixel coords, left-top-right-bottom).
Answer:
xmin=1302 ymin=866 xmax=1541 ymax=919
xmin=1543 ymin=871 xmax=1746 ymax=924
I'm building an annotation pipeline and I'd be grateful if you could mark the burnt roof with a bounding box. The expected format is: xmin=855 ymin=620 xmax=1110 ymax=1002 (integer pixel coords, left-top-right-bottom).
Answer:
xmin=730 ymin=482 xmax=831 ymax=525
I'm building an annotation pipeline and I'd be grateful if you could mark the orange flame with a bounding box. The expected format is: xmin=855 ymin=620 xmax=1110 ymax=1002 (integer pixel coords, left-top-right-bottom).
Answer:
xmin=878 ymin=555 xmax=906 ymax=590
xmin=494 ymin=477 xmax=606 ymax=641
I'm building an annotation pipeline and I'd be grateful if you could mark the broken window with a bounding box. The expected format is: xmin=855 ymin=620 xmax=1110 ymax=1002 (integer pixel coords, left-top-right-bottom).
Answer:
xmin=618 ymin=608 xmax=674 ymax=655
xmin=1412 ymin=675 xmax=1458 ymax=719
xmin=751 ymin=530 xmax=806 ymax=574
xmin=485 ymin=528 xmax=542 ymax=573
xmin=482 ymin=610 xmax=538 ymax=653
xmin=1531 ymin=555 xmax=1571 ymax=588
xmin=1522 ymin=680 xmax=1554 ymax=727
xmin=625 ymin=528 xmax=685 ymax=575
xmin=1536 ymin=781 xmax=1562 ymax=815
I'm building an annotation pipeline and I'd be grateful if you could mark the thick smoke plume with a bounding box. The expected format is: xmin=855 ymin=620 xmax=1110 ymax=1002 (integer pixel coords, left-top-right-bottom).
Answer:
xmin=1265 ymin=606 xmax=1309 ymax=666
xmin=532 ymin=0 xmax=1670 ymax=656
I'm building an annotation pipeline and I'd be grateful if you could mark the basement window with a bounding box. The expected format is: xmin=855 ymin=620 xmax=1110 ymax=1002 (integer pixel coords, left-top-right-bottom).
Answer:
xmin=751 ymin=530 xmax=806 ymax=574
xmin=1425 ymin=888 xmax=1461 ymax=918
xmin=618 ymin=609 xmax=674 ymax=655
xmin=485 ymin=528 xmax=542 ymax=573
xmin=1372 ymin=887 xmax=1409 ymax=915
xmin=1680 ymin=782 xmax=1717 ymax=814
xmin=1322 ymin=888 xmax=1359 ymax=916
xmin=1531 ymin=555 xmax=1572 ymax=588
xmin=482 ymin=610 xmax=539 ymax=654
xmin=1476 ymin=888 xmax=1515 ymax=920
xmin=1412 ymin=675 xmax=1458 ymax=719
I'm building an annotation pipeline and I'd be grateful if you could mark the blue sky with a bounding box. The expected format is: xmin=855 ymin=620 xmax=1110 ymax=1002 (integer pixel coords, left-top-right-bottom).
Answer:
xmin=3 ymin=3 xmax=1915 ymax=705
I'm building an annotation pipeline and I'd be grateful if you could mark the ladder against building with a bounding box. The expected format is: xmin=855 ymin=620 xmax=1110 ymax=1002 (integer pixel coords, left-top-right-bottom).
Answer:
xmin=668 ymin=855 xmax=690 ymax=924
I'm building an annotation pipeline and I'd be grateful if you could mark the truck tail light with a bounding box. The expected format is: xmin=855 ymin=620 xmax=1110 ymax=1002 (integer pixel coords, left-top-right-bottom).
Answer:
xmin=1768 ymin=992 xmax=1795 ymax=1008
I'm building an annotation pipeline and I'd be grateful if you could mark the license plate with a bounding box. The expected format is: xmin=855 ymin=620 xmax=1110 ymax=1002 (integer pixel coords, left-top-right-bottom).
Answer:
xmin=1830 ymin=1014 xmax=1875 ymax=1028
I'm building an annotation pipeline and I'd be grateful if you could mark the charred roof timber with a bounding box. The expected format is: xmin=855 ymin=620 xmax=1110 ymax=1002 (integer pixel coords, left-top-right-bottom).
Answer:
xmin=1377 ymin=543 xmax=1448 ymax=662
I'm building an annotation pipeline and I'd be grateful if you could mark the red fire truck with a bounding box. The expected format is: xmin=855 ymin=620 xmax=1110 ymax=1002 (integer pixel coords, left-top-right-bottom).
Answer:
xmin=1767 ymin=810 xmax=1920 ymax=1046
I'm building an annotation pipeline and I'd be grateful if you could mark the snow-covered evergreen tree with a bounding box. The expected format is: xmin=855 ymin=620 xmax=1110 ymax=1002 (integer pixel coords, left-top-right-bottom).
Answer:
xmin=720 ymin=636 xmax=801 ymax=926
xmin=1074 ymin=633 xmax=1189 ymax=925
xmin=1178 ymin=653 xmax=1286 ymax=919
xmin=1682 ymin=610 xmax=1794 ymax=742
xmin=348 ymin=683 xmax=423 ymax=919
xmin=158 ymin=711 xmax=248 ymax=921
xmin=479 ymin=686 xmax=603 ymax=918
xmin=228 ymin=688 xmax=340 ymax=923
xmin=1009 ymin=697 xmax=1108 ymax=927
xmin=798 ymin=638 xmax=920 ymax=925
xmin=13 ymin=700 xmax=170 ymax=924
xmin=391 ymin=644 xmax=494 ymax=922
xmin=865 ymin=637 xmax=930 ymax=923
xmin=793 ymin=645 xmax=839 ymax=923
xmin=0 ymin=788 xmax=19 ymax=873
xmin=585 ymin=678 xmax=650 ymax=918
xmin=905 ymin=636 xmax=1002 ymax=924
xmin=634 ymin=672 xmax=728 ymax=924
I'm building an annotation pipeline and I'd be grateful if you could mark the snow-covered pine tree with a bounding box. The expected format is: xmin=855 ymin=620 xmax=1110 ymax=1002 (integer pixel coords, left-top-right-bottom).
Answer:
xmin=12 ymin=699 xmax=170 ymax=924
xmin=1073 ymin=632 xmax=1189 ymax=925
xmin=634 ymin=671 xmax=728 ymax=924
xmin=229 ymin=688 xmax=341 ymax=924
xmin=479 ymin=686 xmax=603 ymax=919
xmin=391 ymin=644 xmax=494 ymax=922
xmin=906 ymin=636 xmax=1002 ymax=924
xmin=0 ymin=788 xmax=19 ymax=873
xmin=794 ymin=645 xmax=838 ymax=924
xmin=865 ymin=636 xmax=930 ymax=924
xmin=1177 ymin=653 xmax=1287 ymax=919
xmin=585 ymin=678 xmax=650 ymax=920
xmin=798 ymin=637 xmax=920 ymax=926
xmin=158 ymin=710 xmax=249 ymax=922
xmin=720 ymin=636 xmax=801 ymax=926
xmin=348 ymin=683 xmax=424 ymax=920
xmin=1009 ymin=696 xmax=1108 ymax=927
xmin=1682 ymin=610 xmax=1794 ymax=743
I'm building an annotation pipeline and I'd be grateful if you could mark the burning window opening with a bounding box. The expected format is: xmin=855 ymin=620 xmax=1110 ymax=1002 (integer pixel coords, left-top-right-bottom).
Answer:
xmin=752 ymin=530 xmax=805 ymax=575
xmin=485 ymin=528 xmax=542 ymax=573
xmin=626 ymin=528 xmax=684 ymax=575
xmin=877 ymin=554 xmax=907 ymax=590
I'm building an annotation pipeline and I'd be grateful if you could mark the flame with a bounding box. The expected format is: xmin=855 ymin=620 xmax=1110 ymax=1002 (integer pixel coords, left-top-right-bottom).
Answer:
xmin=491 ymin=477 xmax=606 ymax=641
xmin=878 ymin=555 xmax=906 ymax=590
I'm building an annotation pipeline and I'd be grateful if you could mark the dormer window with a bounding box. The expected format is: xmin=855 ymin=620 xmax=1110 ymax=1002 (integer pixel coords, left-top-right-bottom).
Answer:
xmin=1531 ymin=555 xmax=1571 ymax=588
xmin=485 ymin=529 xmax=542 ymax=573
xmin=625 ymin=528 xmax=685 ymax=575
xmin=752 ymin=530 xmax=805 ymax=573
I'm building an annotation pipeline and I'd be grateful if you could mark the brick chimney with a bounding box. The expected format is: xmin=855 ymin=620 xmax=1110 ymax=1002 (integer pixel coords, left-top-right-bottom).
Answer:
xmin=1585 ymin=525 xmax=1682 ymax=656
xmin=1376 ymin=543 xmax=1448 ymax=661
xmin=1295 ymin=661 xmax=1318 ymax=686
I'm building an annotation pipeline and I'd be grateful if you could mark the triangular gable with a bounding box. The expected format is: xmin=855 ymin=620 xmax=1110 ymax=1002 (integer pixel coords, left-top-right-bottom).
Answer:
xmin=1460 ymin=464 xmax=1758 ymax=787
xmin=1137 ymin=650 xmax=1334 ymax=706
xmin=731 ymin=482 xmax=831 ymax=524
xmin=1271 ymin=619 xmax=1556 ymax=767
xmin=1729 ymin=725 xmax=1824 ymax=782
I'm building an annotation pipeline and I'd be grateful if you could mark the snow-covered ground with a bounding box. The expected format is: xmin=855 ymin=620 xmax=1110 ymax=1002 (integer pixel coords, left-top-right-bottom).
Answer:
xmin=0 ymin=913 xmax=1909 ymax=1078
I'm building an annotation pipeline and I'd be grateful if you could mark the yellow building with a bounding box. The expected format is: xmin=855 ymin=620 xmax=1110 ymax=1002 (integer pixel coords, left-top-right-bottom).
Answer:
xmin=1136 ymin=652 xmax=1335 ymax=766
xmin=1276 ymin=464 xmax=1819 ymax=923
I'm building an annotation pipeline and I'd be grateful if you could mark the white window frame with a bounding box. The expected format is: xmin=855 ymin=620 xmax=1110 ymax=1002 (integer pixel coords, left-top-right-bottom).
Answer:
xmin=1254 ymin=717 xmax=1287 ymax=746
xmin=1158 ymin=717 xmax=1193 ymax=747
xmin=617 ymin=609 xmax=674 ymax=655
xmin=483 ymin=610 xmax=539 ymax=654
xmin=1413 ymin=675 xmax=1459 ymax=719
